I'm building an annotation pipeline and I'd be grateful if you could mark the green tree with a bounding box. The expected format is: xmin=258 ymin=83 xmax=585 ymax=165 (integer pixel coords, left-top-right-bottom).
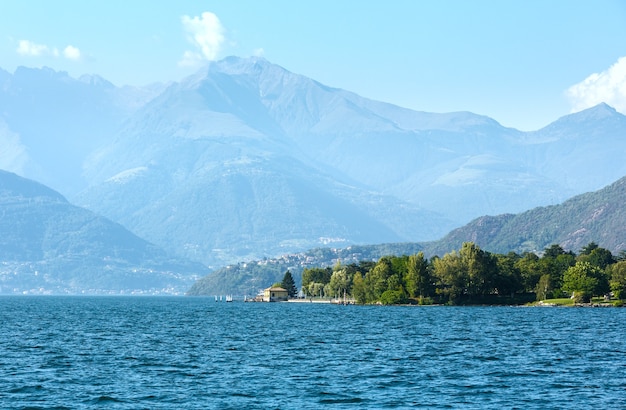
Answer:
xmin=460 ymin=242 xmax=497 ymax=298
xmin=364 ymin=257 xmax=393 ymax=302
xmin=301 ymin=267 xmax=332 ymax=295
xmin=380 ymin=289 xmax=407 ymax=305
xmin=404 ymin=252 xmax=431 ymax=299
xmin=535 ymin=274 xmax=552 ymax=301
xmin=308 ymin=282 xmax=325 ymax=298
xmin=323 ymin=283 xmax=333 ymax=299
xmin=432 ymin=250 xmax=466 ymax=303
xmin=494 ymin=252 xmax=523 ymax=297
xmin=535 ymin=246 xmax=575 ymax=296
xmin=543 ymin=244 xmax=570 ymax=258
xmin=579 ymin=242 xmax=599 ymax=255
xmin=607 ymin=261 xmax=626 ymax=299
xmin=562 ymin=261 xmax=608 ymax=302
xmin=577 ymin=245 xmax=615 ymax=270
xmin=351 ymin=272 xmax=367 ymax=304
xmin=516 ymin=252 xmax=542 ymax=292
xmin=329 ymin=268 xmax=350 ymax=299
xmin=281 ymin=270 xmax=298 ymax=298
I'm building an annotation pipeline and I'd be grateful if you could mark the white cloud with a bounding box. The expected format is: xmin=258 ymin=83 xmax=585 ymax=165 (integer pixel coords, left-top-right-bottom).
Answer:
xmin=16 ymin=39 xmax=82 ymax=61
xmin=253 ymin=48 xmax=265 ymax=57
xmin=16 ymin=40 xmax=49 ymax=56
xmin=566 ymin=56 xmax=626 ymax=114
xmin=180 ymin=12 xmax=224 ymax=66
xmin=63 ymin=45 xmax=81 ymax=60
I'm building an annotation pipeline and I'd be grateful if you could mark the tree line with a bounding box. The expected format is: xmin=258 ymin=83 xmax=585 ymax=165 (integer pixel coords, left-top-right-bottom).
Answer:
xmin=300 ymin=242 xmax=626 ymax=305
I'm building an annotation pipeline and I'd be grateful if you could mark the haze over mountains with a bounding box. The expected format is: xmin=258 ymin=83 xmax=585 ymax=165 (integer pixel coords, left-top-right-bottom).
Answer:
xmin=192 ymin=175 xmax=626 ymax=296
xmin=2 ymin=56 xmax=626 ymax=278
xmin=0 ymin=66 xmax=163 ymax=194
xmin=0 ymin=171 xmax=206 ymax=294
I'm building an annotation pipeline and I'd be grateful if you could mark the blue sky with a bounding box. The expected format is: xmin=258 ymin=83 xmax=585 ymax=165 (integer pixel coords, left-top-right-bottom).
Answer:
xmin=1 ymin=0 xmax=625 ymax=131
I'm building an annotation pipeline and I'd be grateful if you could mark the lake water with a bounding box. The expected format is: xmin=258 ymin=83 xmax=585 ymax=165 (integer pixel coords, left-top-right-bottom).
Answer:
xmin=1 ymin=297 xmax=625 ymax=409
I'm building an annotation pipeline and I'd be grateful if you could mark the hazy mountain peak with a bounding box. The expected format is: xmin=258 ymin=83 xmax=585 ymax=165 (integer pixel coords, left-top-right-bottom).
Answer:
xmin=79 ymin=73 xmax=115 ymax=89
xmin=180 ymin=56 xmax=295 ymax=90
xmin=544 ymin=103 xmax=623 ymax=128
xmin=212 ymin=55 xmax=273 ymax=74
xmin=13 ymin=65 xmax=73 ymax=83
xmin=0 ymin=169 xmax=66 ymax=202
xmin=568 ymin=102 xmax=620 ymax=121
xmin=525 ymin=103 xmax=626 ymax=145
xmin=578 ymin=102 xmax=621 ymax=119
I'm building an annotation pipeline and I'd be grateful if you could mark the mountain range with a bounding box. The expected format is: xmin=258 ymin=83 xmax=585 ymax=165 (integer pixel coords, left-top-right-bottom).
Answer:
xmin=0 ymin=170 xmax=207 ymax=294
xmin=191 ymin=175 xmax=626 ymax=296
xmin=2 ymin=56 xmax=626 ymax=277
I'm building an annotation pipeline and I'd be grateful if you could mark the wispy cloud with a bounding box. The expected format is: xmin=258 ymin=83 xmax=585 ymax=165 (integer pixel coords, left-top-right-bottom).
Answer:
xmin=63 ymin=45 xmax=81 ymax=60
xmin=566 ymin=56 xmax=626 ymax=114
xmin=179 ymin=12 xmax=225 ymax=66
xmin=16 ymin=39 xmax=82 ymax=61
xmin=16 ymin=40 xmax=50 ymax=57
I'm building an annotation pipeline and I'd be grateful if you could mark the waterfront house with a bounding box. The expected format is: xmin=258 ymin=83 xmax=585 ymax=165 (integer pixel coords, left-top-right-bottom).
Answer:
xmin=263 ymin=286 xmax=288 ymax=302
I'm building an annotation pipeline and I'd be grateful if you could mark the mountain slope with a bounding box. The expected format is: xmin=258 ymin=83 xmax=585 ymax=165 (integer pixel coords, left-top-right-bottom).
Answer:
xmin=77 ymin=142 xmax=452 ymax=267
xmin=173 ymin=57 xmax=575 ymax=219
xmin=72 ymin=56 xmax=626 ymax=268
xmin=521 ymin=103 xmax=626 ymax=192
xmin=0 ymin=170 xmax=208 ymax=294
xmin=424 ymin=175 xmax=626 ymax=256
xmin=2 ymin=57 xmax=624 ymax=272
xmin=0 ymin=67 xmax=162 ymax=194
xmin=188 ymin=174 xmax=626 ymax=296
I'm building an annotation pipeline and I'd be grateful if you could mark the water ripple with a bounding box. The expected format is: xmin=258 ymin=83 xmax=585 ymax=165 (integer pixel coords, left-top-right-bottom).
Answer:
xmin=1 ymin=298 xmax=625 ymax=408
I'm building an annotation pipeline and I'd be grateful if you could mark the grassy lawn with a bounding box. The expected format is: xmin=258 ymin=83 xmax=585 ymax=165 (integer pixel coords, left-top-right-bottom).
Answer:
xmin=532 ymin=297 xmax=624 ymax=306
xmin=541 ymin=298 xmax=574 ymax=306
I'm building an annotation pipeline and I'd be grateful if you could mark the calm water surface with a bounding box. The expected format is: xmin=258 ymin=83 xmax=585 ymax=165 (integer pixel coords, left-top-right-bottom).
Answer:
xmin=1 ymin=297 xmax=625 ymax=409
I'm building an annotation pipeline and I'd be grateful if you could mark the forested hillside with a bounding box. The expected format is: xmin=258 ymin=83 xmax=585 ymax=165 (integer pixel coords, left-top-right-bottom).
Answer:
xmin=424 ymin=175 xmax=626 ymax=256
xmin=189 ymin=175 xmax=626 ymax=297
xmin=0 ymin=171 xmax=207 ymax=294
xmin=186 ymin=243 xmax=424 ymax=296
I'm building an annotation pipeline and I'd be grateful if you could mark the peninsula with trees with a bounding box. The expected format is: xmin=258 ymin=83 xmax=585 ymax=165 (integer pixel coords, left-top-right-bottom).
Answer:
xmin=298 ymin=241 xmax=625 ymax=306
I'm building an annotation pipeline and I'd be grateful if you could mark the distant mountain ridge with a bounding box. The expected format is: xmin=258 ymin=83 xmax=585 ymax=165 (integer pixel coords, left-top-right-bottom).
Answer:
xmin=2 ymin=57 xmax=626 ymax=269
xmin=191 ymin=174 xmax=626 ymax=296
xmin=0 ymin=66 xmax=162 ymax=194
xmin=74 ymin=57 xmax=462 ymax=266
xmin=0 ymin=171 xmax=207 ymax=294
xmin=424 ymin=174 xmax=626 ymax=256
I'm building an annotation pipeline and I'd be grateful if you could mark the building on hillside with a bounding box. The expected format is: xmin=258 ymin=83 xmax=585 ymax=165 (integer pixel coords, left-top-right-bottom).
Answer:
xmin=263 ymin=286 xmax=288 ymax=302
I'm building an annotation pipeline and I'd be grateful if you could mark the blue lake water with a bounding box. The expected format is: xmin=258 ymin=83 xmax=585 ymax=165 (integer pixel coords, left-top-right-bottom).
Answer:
xmin=1 ymin=297 xmax=625 ymax=409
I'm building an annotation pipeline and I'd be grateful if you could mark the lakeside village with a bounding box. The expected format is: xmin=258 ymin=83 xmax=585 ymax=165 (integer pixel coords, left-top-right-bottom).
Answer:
xmin=210 ymin=242 xmax=626 ymax=307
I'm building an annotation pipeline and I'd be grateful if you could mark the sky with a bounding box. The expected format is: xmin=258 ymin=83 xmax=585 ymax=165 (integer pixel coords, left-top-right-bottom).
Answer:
xmin=1 ymin=0 xmax=625 ymax=131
